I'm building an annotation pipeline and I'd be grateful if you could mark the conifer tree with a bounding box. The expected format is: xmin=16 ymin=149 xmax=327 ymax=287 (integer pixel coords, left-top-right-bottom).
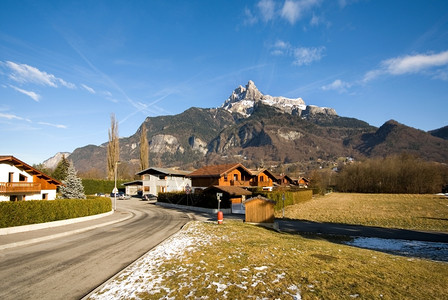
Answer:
xmin=52 ymin=154 xmax=70 ymax=181
xmin=61 ymin=162 xmax=86 ymax=199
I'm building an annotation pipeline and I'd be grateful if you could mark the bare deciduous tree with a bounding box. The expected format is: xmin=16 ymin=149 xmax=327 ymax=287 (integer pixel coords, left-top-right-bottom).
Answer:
xmin=139 ymin=123 xmax=149 ymax=171
xmin=107 ymin=113 xmax=120 ymax=180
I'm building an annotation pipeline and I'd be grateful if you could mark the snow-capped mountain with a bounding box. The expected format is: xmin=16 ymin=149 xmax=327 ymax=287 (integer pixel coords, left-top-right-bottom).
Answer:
xmin=221 ymin=80 xmax=336 ymax=117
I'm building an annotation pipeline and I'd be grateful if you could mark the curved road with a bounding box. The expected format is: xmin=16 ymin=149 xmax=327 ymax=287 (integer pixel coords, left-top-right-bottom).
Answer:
xmin=0 ymin=198 xmax=190 ymax=300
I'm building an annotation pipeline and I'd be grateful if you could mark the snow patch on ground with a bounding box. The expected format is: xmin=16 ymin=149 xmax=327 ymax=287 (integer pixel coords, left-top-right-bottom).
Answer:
xmin=89 ymin=221 xmax=303 ymax=299
xmin=345 ymin=237 xmax=448 ymax=262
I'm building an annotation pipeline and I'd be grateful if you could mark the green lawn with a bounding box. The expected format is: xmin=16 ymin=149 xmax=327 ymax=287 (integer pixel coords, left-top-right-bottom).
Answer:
xmin=275 ymin=193 xmax=448 ymax=232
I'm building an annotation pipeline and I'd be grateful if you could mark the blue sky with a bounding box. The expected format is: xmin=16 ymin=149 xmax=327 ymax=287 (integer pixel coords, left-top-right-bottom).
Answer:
xmin=1 ymin=0 xmax=447 ymax=165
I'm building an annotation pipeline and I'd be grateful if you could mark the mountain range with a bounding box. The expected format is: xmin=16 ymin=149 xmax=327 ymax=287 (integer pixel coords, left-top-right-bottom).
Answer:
xmin=46 ymin=81 xmax=448 ymax=178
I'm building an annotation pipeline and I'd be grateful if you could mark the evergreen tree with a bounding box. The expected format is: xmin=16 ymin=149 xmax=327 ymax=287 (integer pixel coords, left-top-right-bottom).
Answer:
xmin=61 ymin=162 xmax=86 ymax=199
xmin=52 ymin=155 xmax=70 ymax=181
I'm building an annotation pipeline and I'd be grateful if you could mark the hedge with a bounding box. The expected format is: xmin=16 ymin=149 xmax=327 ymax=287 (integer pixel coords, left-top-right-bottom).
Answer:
xmin=0 ymin=197 xmax=112 ymax=228
xmin=82 ymin=179 xmax=127 ymax=195
xmin=256 ymin=189 xmax=313 ymax=211
xmin=157 ymin=189 xmax=313 ymax=211
xmin=157 ymin=192 xmax=231 ymax=209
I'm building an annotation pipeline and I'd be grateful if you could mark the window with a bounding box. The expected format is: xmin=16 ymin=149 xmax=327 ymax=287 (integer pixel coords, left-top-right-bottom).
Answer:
xmin=224 ymin=174 xmax=228 ymax=182
xmin=42 ymin=193 xmax=48 ymax=200
xmin=8 ymin=172 xmax=13 ymax=182
xmin=19 ymin=174 xmax=27 ymax=182
xmin=234 ymin=174 xmax=239 ymax=181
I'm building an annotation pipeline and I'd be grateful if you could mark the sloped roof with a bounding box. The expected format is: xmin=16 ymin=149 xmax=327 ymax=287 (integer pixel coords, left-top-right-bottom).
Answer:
xmin=249 ymin=168 xmax=278 ymax=180
xmin=188 ymin=163 xmax=251 ymax=178
xmin=205 ymin=185 xmax=252 ymax=196
xmin=244 ymin=195 xmax=276 ymax=204
xmin=0 ymin=155 xmax=62 ymax=185
xmin=136 ymin=167 xmax=191 ymax=176
xmin=123 ymin=180 xmax=143 ymax=186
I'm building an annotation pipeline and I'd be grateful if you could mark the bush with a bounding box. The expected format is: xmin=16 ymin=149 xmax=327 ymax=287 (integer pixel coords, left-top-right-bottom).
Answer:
xmin=158 ymin=192 xmax=231 ymax=209
xmin=256 ymin=190 xmax=313 ymax=211
xmin=0 ymin=197 xmax=112 ymax=228
xmin=336 ymin=154 xmax=448 ymax=193
xmin=82 ymin=179 xmax=127 ymax=195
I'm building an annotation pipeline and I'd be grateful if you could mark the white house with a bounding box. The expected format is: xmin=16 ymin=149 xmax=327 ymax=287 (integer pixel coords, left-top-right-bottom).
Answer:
xmin=0 ymin=156 xmax=61 ymax=201
xmin=136 ymin=167 xmax=192 ymax=196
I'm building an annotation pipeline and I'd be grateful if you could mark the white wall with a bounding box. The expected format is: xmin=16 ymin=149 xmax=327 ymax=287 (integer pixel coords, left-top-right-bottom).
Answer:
xmin=0 ymin=163 xmax=33 ymax=182
xmin=0 ymin=162 xmax=56 ymax=201
xmin=142 ymin=174 xmax=192 ymax=196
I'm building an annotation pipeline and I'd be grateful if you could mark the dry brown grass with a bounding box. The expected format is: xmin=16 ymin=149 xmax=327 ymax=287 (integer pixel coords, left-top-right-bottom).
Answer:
xmin=275 ymin=193 xmax=448 ymax=232
xmin=135 ymin=221 xmax=448 ymax=299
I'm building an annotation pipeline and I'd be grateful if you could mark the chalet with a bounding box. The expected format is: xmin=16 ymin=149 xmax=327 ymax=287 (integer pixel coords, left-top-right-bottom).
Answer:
xmin=136 ymin=167 xmax=191 ymax=196
xmin=0 ymin=156 xmax=61 ymax=201
xmin=188 ymin=163 xmax=254 ymax=191
xmin=249 ymin=169 xmax=277 ymax=191
xmin=275 ymin=174 xmax=296 ymax=186
xmin=296 ymin=177 xmax=310 ymax=188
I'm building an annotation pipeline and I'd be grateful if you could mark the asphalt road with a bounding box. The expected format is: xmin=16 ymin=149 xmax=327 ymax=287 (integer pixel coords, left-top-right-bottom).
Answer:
xmin=0 ymin=198 xmax=190 ymax=300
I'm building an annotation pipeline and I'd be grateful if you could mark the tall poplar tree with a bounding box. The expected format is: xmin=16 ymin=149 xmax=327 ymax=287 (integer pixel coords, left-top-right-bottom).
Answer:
xmin=139 ymin=123 xmax=149 ymax=171
xmin=107 ymin=113 xmax=120 ymax=180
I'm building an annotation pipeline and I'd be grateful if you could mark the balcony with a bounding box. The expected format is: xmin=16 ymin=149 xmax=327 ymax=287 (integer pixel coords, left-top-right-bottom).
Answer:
xmin=230 ymin=180 xmax=251 ymax=187
xmin=0 ymin=182 xmax=41 ymax=193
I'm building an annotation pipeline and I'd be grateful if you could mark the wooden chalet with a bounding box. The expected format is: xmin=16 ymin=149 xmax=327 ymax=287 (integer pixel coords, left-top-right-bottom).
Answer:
xmin=249 ymin=169 xmax=277 ymax=190
xmin=0 ymin=155 xmax=61 ymax=201
xmin=188 ymin=163 xmax=254 ymax=191
xmin=276 ymin=174 xmax=296 ymax=186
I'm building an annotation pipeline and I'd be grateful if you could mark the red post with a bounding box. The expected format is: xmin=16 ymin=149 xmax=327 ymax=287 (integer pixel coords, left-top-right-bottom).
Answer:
xmin=217 ymin=211 xmax=223 ymax=224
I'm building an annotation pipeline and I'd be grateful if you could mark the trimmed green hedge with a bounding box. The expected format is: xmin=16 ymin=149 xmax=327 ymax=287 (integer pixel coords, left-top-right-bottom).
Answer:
xmin=0 ymin=197 xmax=112 ymax=228
xmin=256 ymin=189 xmax=313 ymax=211
xmin=157 ymin=192 xmax=230 ymax=209
xmin=157 ymin=189 xmax=313 ymax=211
xmin=82 ymin=179 xmax=127 ymax=195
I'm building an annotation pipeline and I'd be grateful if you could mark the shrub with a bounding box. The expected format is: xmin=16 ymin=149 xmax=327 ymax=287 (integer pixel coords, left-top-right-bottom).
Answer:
xmin=256 ymin=190 xmax=313 ymax=211
xmin=82 ymin=179 xmax=127 ymax=195
xmin=0 ymin=197 xmax=112 ymax=228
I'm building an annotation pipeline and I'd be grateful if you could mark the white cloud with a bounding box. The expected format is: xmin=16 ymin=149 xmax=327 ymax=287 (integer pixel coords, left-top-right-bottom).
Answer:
xmin=364 ymin=50 xmax=448 ymax=82
xmin=244 ymin=7 xmax=258 ymax=25
xmin=270 ymin=40 xmax=325 ymax=66
xmin=37 ymin=122 xmax=67 ymax=129
xmin=3 ymin=61 xmax=76 ymax=89
xmin=257 ymin=0 xmax=276 ymax=22
xmin=281 ymin=0 xmax=321 ymax=24
xmin=321 ymin=79 xmax=352 ymax=93
xmin=384 ymin=51 xmax=448 ymax=75
xmin=81 ymin=84 xmax=96 ymax=94
xmin=9 ymin=85 xmax=40 ymax=102
xmin=0 ymin=112 xmax=31 ymax=122
xmin=245 ymin=0 xmax=321 ymax=26
xmin=293 ymin=46 xmax=325 ymax=66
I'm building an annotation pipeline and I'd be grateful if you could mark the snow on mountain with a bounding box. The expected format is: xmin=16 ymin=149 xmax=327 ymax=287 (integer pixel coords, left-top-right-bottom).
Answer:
xmin=221 ymin=80 xmax=335 ymax=117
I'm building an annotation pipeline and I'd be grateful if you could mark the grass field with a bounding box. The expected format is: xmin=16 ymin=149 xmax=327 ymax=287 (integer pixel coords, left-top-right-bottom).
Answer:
xmin=91 ymin=221 xmax=448 ymax=299
xmin=275 ymin=193 xmax=448 ymax=232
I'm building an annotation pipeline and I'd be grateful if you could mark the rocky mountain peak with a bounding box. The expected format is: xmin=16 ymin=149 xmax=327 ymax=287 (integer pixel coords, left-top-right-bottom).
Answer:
xmin=221 ymin=81 xmax=335 ymax=118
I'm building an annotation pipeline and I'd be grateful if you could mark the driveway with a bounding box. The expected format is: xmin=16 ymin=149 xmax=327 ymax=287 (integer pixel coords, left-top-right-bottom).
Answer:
xmin=0 ymin=197 xmax=190 ymax=300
